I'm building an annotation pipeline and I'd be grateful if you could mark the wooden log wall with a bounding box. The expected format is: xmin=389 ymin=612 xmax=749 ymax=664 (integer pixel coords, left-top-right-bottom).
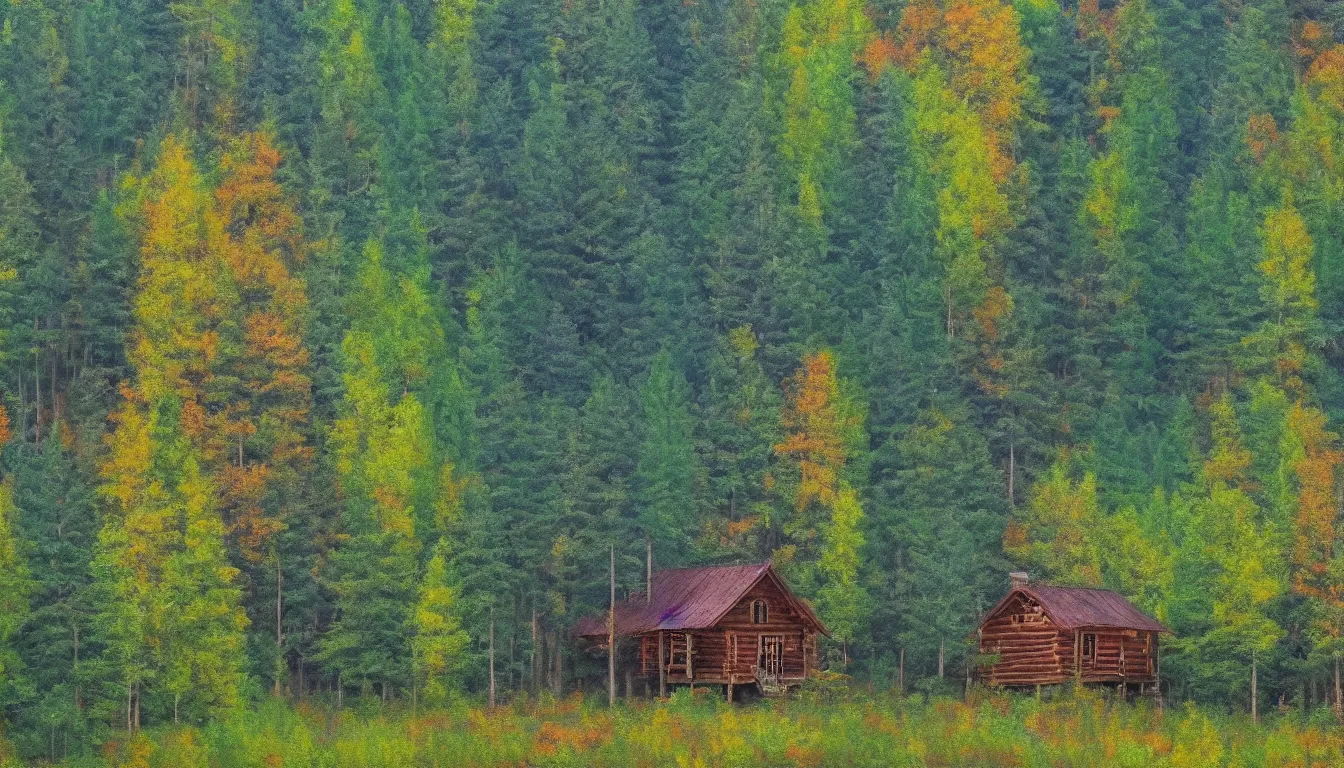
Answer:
xmin=716 ymin=578 xmax=807 ymax=632
xmin=979 ymin=593 xmax=1160 ymax=686
xmin=980 ymin=595 xmax=1072 ymax=686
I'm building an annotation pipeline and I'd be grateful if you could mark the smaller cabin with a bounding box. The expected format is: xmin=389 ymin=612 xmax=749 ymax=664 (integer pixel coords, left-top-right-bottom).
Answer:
xmin=574 ymin=562 xmax=828 ymax=698
xmin=978 ymin=572 xmax=1168 ymax=693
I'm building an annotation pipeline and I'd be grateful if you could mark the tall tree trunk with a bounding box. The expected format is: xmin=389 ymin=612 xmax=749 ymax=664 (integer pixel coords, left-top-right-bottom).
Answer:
xmin=938 ymin=639 xmax=945 ymax=679
xmin=552 ymin=631 xmax=563 ymax=697
xmin=1251 ymin=653 xmax=1258 ymax=725
xmin=531 ymin=606 xmax=541 ymax=694
xmin=73 ymin=624 xmax=80 ymax=710
xmin=1335 ymin=654 xmax=1342 ymax=723
xmin=274 ymin=553 xmax=284 ymax=697
xmin=898 ymin=647 xmax=905 ymax=696
xmin=34 ymin=325 xmax=41 ymax=439
xmin=488 ymin=610 xmax=496 ymax=708
xmin=609 ymin=544 xmax=616 ymax=707
xmin=509 ymin=598 xmax=517 ymax=691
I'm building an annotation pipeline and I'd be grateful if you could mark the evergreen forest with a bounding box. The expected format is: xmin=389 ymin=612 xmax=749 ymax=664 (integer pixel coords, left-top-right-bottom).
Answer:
xmin=3 ymin=0 xmax=1344 ymax=758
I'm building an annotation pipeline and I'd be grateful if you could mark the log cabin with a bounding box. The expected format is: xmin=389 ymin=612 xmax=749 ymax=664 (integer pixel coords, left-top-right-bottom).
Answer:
xmin=978 ymin=572 xmax=1169 ymax=694
xmin=574 ymin=562 xmax=827 ymax=699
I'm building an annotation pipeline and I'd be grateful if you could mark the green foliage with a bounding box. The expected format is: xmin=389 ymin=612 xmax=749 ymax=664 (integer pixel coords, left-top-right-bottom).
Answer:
xmin=10 ymin=0 xmax=1344 ymax=749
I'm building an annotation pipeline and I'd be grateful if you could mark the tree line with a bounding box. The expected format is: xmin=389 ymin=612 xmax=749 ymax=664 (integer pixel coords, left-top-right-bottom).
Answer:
xmin=2 ymin=0 xmax=1344 ymax=758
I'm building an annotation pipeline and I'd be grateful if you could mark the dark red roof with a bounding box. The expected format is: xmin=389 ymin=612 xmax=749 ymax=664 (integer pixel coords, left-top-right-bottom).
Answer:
xmin=985 ymin=584 xmax=1168 ymax=633
xmin=574 ymin=562 xmax=827 ymax=637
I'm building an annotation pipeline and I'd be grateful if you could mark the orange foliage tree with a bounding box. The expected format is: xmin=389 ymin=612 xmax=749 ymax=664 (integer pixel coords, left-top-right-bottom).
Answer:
xmin=772 ymin=353 xmax=865 ymax=560
xmin=207 ymin=131 xmax=314 ymax=564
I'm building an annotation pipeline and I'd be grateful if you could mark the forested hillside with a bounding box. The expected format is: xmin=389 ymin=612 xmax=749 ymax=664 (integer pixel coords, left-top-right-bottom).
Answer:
xmin=2 ymin=0 xmax=1344 ymax=756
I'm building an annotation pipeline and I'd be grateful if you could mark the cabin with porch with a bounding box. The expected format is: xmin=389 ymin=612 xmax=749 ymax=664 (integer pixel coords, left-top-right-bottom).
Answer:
xmin=978 ymin=572 xmax=1169 ymax=694
xmin=574 ymin=562 xmax=827 ymax=698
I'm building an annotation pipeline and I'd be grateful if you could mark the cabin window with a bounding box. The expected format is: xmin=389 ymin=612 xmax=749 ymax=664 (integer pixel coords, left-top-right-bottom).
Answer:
xmin=751 ymin=599 xmax=768 ymax=624
xmin=1082 ymin=633 xmax=1097 ymax=662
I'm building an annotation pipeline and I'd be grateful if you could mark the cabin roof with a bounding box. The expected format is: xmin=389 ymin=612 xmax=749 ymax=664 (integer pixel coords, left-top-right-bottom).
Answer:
xmin=984 ymin=584 xmax=1169 ymax=633
xmin=574 ymin=562 xmax=828 ymax=638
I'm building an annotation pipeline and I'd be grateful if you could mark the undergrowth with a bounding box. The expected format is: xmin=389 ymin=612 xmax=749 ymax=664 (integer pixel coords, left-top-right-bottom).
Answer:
xmin=9 ymin=687 xmax=1344 ymax=767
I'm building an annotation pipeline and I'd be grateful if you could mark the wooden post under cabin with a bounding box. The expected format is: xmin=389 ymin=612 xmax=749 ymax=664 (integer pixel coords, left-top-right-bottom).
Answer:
xmin=658 ymin=630 xmax=667 ymax=698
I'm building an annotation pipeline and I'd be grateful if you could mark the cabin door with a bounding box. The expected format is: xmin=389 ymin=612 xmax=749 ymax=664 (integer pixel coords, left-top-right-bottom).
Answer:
xmin=758 ymin=635 xmax=783 ymax=678
xmin=1081 ymin=633 xmax=1097 ymax=670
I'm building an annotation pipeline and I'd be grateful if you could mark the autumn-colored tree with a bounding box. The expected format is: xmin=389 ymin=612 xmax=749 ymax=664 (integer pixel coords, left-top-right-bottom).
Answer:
xmin=773 ymin=350 xmax=869 ymax=653
xmin=1243 ymin=198 xmax=1318 ymax=393
xmin=207 ymin=131 xmax=314 ymax=563
xmin=1194 ymin=394 xmax=1284 ymax=722
xmin=776 ymin=0 xmax=873 ymax=224
xmin=1004 ymin=451 xmax=1106 ymax=587
xmin=412 ymin=540 xmax=470 ymax=706
xmin=773 ymin=351 xmax=865 ymax=551
xmin=320 ymin=238 xmax=462 ymax=696
xmin=816 ymin=485 xmax=868 ymax=665
xmin=96 ymin=393 xmax=247 ymax=727
xmin=95 ymin=135 xmax=251 ymax=727
xmin=1280 ymin=400 xmax=1344 ymax=714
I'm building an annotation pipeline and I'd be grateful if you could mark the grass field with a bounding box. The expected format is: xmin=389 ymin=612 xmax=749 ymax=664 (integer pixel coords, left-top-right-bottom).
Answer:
xmin=12 ymin=687 xmax=1344 ymax=767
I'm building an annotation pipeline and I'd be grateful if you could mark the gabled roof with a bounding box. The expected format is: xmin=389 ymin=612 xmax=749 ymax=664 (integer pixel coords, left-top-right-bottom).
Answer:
xmin=574 ymin=562 xmax=828 ymax=638
xmin=983 ymin=584 xmax=1168 ymax=634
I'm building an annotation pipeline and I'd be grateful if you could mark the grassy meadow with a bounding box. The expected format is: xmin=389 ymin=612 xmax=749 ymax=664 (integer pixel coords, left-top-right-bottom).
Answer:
xmin=9 ymin=688 xmax=1344 ymax=768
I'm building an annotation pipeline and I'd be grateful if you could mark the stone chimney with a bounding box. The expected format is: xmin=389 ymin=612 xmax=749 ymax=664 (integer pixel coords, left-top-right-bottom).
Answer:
xmin=1010 ymin=571 xmax=1029 ymax=589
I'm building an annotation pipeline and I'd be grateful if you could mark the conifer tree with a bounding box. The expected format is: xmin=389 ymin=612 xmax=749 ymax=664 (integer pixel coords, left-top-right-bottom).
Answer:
xmin=412 ymin=539 xmax=470 ymax=705
xmin=636 ymin=350 xmax=698 ymax=563
xmin=0 ymin=472 xmax=32 ymax=731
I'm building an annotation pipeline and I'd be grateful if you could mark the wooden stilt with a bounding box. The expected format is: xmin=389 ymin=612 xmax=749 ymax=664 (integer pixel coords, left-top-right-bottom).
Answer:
xmin=659 ymin=631 xmax=667 ymax=698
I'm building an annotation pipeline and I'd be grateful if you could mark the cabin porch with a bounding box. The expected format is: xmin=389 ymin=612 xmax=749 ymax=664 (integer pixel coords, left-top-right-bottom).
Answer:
xmin=636 ymin=629 xmax=818 ymax=695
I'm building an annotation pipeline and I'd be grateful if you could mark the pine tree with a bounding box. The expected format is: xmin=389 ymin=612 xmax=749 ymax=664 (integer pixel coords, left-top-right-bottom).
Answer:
xmin=320 ymin=241 xmax=439 ymax=697
xmin=9 ymin=434 xmax=99 ymax=754
xmin=635 ymin=350 xmax=698 ymax=563
xmin=412 ymin=540 xmax=469 ymax=705
xmin=894 ymin=402 xmax=1005 ymax=681
xmin=0 ymin=472 xmax=33 ymax=731
xmin=701 ymin=327 xmax=783 ymax=560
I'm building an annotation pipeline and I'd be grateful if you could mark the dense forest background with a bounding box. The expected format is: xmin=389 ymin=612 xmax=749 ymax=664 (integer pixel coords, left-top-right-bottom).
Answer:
xmin=3 ymin=0 xmax=1344 ymax=756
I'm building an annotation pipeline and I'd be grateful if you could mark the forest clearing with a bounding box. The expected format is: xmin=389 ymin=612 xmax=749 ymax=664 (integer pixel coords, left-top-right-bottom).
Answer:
xmin=22 ymin=690 xmax=1344 ymax=768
